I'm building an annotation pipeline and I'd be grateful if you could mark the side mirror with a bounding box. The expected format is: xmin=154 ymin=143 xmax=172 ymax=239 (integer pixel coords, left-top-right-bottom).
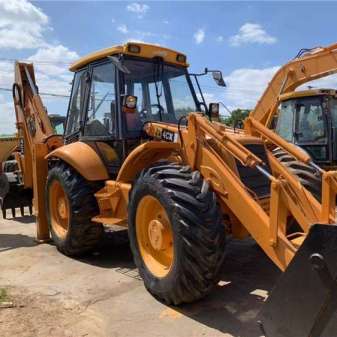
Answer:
xmin=122 ymin=95 xmax=138 ymax=113
xmin=209 ymin=103 xmax=220 ymax=121
xmin=212 ymin=71 xmax=226 ymax=87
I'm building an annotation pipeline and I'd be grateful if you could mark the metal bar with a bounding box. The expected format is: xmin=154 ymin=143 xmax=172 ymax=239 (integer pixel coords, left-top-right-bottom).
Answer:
xmin=310 ymin=161 xmax=325 ymax=174
xmin=256 ymin=164 xmax=274 ymax=181
xmin=23 ymin=65 xmax=38 ymax=96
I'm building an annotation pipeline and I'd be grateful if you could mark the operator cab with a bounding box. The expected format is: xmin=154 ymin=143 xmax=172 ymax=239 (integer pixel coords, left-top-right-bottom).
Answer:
xmin=274 ymin=89 xmax=337 ymax=166
xmin=64 ymin=43 xmax=204 ymax=176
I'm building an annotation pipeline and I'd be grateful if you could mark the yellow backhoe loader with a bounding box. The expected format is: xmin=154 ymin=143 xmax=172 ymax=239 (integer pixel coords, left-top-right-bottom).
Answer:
xmin=0 ymin=114 xmax=65 ymax=217
xmin=10 ymin=42 xmax=337 ymax=336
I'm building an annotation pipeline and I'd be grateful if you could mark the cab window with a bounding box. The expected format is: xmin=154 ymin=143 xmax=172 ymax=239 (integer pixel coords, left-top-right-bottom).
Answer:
xmin=296 ymin=99 xmax=326 ymax=143
xmin=65 ymin=70 xmax=86 ymax=135
xmin=85 ymin=62 xmax=116 ymax=137
xmin=275 ymin=100 xmax=294 ymax=142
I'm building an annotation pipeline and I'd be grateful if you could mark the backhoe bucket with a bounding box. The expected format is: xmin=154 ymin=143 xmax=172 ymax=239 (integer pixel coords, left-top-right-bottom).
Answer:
xmin=1 ymin=185 xmax=33 ymax=218
xmin=259 ymin=224 xmax=337 ymax=337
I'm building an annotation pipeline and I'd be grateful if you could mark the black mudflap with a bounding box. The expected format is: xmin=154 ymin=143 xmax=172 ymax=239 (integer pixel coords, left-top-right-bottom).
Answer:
xmin=259 ymin=224 xmax=337 ymax=337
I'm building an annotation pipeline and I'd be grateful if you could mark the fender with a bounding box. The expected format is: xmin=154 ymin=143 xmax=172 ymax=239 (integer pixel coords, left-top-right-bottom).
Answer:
xmin=46 ymin=142 xmax=109 ymax=181
xmin=117 ymin=141 xmax=180 ymax=183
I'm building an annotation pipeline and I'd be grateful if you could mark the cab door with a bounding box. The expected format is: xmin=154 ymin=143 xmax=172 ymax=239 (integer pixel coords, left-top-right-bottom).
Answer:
xmin=64 ymin=69 xmax=90 ymax=143
xmin=294 ymin=97 xmax=329 ymax=163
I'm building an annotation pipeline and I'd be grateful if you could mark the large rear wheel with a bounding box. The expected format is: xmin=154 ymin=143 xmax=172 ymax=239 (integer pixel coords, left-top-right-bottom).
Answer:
xmin=128 ymin=163 xmax=226 ymax=305
xmin=46 ymin=162 xmax=103 ymax=256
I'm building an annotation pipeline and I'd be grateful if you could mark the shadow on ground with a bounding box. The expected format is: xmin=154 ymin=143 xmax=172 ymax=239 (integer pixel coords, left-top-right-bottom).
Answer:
xmin=3 ymin=215 xmax=36 ymax=224
xmin=77 ymin=229 xmax=136 ymax=271
xmin=81 ymin=233 xmax=280 ymax=336
xmin=173 ymin=239 xmax=280 ymax=337
xmin=0 ymin=233 xmax=37 ymax=253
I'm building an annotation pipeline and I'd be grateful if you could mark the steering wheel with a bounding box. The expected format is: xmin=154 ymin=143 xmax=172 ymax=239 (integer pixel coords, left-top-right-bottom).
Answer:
xmin=139 ymin=108 xmax=148 ymax=119
xmin=150 ymin=104 xmax=164 ymax=115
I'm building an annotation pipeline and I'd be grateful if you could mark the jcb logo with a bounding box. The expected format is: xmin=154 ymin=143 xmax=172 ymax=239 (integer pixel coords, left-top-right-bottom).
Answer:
xmin=162 ymin=130 xmax=176 ymax=142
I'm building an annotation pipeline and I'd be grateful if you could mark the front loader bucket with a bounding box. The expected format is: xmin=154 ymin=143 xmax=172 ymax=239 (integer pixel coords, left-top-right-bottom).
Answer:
xmin=259 ymin=224 xmax=337 ymax=337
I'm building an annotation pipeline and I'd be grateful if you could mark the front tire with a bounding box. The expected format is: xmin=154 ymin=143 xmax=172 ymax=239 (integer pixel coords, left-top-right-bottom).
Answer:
xmin=273 ymin=148 xmax=322 ymax=200
xmin=46 ymin=162 xmax=103 ymax=256
xmin=128 ymin=163 xmax=226 ymax=305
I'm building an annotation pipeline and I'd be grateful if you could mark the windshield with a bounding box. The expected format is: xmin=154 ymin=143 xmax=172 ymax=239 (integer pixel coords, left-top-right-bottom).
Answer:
xmin=122 ymin=58 xmax=198 ymax=133
xmin=295 ymin=97 xmax=327 ymax=144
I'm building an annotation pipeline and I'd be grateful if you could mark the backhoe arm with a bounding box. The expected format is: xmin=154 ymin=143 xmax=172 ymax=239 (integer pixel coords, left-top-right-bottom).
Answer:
xmin=250 ymin=43 xmax=337 ymax=126
xmin=12 ymin=62 xmax=63 ymax=240
xmin=13 ymin=62 xmax=62 ymax=188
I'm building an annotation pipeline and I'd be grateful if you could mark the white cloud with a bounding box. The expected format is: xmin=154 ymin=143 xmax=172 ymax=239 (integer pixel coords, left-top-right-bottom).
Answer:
xmin=222 ymin=66 xmax=280 ymax=108
xmin=28 ymin=44 xmax=78 ymax=63
xmin=0 ymin=1 xmax=80 ymax=134
xmin=28 ymin=45 xmax=78 ymax=95
xmin=216 ymin=35 xmax=224 ymax=43
xmin=298 ymin=74 xmax=337 ymax=90
xmin=0 ymin=44 xmax=78 ymax=134
xmin=194 ymin=29 xmax=205 ymax=45
xmin=0 ymin=61 xmax=14 ymax=88
xmin=126 ymin=2 xmax=149 ymax=18
xmin=200 ymin=66 xmax=337 ymax=112
xmin=163 ymin=19 xmax=169 ymax=24
xmin=230 ymin=23 xmax=277 ymax=47
xmin=0 ymin=94 xmax=16 ymax=134
xmin=111 ymin=18 xmax=115 ymax=23
xmin=0 ymin=0 xmax=49 ymax=49
xmin=120 ymin=27 xmax=170 ymax=43
xmin=117 ymin=24 xmax=129 ymax=34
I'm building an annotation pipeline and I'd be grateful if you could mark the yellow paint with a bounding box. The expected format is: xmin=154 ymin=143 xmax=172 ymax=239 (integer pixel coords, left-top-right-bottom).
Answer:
xmin=279 ymin=88 xmax=337 ymax=101
xmin=47 ymin=142 xmax=109 ymax=181
xmin=0 ymin=137 xmax=18 ymax=163
xmin=69 ymin=42 xmax=188 ymax=72
xmin=136 ymin=195 xmax=174 ymax=278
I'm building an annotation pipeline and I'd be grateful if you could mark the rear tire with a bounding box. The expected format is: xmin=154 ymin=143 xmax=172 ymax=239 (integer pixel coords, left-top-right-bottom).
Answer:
xmin=273 ymin=147 xmax=322 ymax=200
xmin=46 ymin=162 xmax=103 ymax=256
xmin=128 ymin=162 xmax=226 ymax=305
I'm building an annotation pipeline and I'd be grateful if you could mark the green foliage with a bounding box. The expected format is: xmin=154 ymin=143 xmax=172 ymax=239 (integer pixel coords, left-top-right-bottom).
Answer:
xmin=220 ymin=109 xmax=251 ymax=127
xmin=0 ymin=288 xmax=8 ymax=303
xmin=0 ymin=134 xmax=15 ymax=138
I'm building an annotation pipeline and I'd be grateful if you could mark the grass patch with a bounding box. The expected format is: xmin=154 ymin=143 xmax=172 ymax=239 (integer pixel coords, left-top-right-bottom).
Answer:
xmin=0 ymin=288 xmax=8 ymax=303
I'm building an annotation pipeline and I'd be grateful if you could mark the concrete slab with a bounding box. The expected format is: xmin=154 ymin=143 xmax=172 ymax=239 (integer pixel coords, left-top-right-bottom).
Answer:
xmin=0 ymin=216 xmax=280 ymax=337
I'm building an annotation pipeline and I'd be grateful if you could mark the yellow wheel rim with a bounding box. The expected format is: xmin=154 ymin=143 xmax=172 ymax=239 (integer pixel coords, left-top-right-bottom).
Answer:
xmin=49 ymin=180 xmax=70 ymax=239
xmin=136 ymin=195 xmax=174 ymax=278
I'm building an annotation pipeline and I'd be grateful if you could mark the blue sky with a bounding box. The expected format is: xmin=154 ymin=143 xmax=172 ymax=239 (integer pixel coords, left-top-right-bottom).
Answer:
xmin=1 ymin=0 xmax=337 ymax=133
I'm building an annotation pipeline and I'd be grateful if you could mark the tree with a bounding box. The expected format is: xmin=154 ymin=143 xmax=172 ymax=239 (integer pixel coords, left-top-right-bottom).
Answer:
xmin=220 ymin=109 xmax=251 ymax=128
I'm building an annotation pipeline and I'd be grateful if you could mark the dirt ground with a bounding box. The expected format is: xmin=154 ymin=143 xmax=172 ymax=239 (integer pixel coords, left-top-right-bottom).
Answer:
xmin=0 ymin=214 xmax=280 ymax=337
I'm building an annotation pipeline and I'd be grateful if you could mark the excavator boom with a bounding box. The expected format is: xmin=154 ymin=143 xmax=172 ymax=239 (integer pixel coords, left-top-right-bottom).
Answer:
xmin=250 ymin=43 xmax=337 ymax=126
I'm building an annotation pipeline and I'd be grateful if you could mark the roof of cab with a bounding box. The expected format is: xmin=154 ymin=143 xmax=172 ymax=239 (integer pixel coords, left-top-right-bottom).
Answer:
xmin=69 ymin=42 xmax=188 ymax=72
xmin=279 ymin=88 xmax=337 ymax=101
